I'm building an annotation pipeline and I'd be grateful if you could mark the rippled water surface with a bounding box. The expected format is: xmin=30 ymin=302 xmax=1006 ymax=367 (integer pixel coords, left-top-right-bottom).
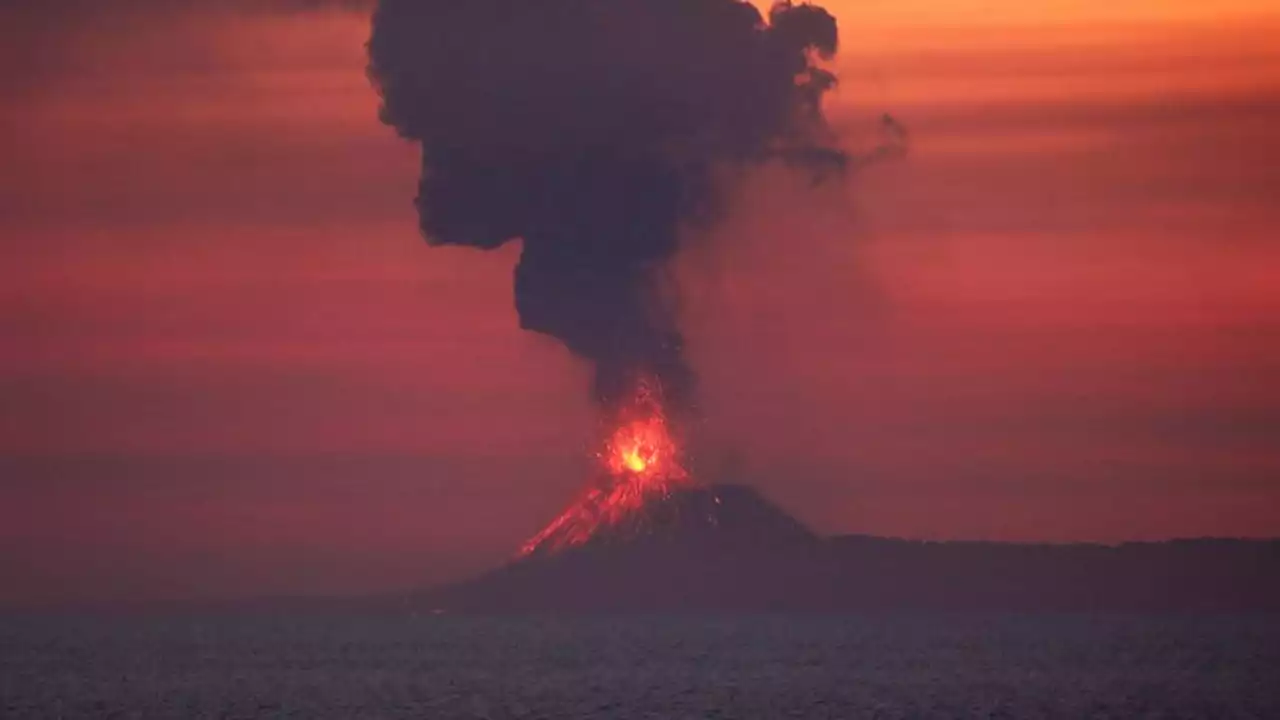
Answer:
xmin=3 ymin=614 xmax=1278 ymax=718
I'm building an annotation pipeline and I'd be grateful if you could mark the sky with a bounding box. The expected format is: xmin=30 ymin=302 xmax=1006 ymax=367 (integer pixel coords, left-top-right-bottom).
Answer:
xmin=1 ymin=0 xmax=1278 ymax=604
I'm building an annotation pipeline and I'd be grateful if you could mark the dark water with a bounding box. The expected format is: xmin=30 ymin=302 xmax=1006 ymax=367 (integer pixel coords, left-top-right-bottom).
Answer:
xmin=2 ymin=614 xmax=1278 ymax=719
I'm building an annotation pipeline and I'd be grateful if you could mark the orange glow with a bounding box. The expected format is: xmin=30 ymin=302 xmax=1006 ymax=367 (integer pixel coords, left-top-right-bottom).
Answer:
xmin=520 ymin=377 xmax=691 ymax=556
xmin=624 ymin=452 xmax=647 ymax=473
xmin=603 ymin=382 xmax=683 ymax=480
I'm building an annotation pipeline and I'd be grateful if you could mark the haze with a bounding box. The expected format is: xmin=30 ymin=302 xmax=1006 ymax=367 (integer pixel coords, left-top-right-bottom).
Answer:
xmin=1 ymin=0 xmax=1278 ymax=604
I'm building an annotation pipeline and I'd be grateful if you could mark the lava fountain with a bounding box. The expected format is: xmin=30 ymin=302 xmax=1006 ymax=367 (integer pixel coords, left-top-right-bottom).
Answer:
xmin=520 ymin=377 xmax=692 ymax=557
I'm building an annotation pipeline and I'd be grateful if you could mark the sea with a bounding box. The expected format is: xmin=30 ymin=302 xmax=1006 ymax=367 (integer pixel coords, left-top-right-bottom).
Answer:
xmin=2 ymin=614 xmax=1278 ymax=718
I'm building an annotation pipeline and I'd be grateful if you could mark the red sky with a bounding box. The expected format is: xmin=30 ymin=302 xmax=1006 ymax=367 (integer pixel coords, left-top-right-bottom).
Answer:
xmin=2 ymin=1 xmax=1278 ymax=603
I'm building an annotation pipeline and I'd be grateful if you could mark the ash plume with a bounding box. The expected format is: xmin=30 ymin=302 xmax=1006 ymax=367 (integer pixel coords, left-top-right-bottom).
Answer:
xmin=367 ymin=0 xmax=845 ymax=413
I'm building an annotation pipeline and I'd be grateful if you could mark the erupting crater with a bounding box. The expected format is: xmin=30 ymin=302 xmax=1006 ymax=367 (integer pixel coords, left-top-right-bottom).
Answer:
xmin=521 ymin=377 xmax=694 ymax=557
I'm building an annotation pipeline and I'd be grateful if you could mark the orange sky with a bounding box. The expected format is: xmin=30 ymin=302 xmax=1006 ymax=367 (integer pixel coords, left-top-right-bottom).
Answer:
xmin=1 ymin=1 xmax=1278 ymax=603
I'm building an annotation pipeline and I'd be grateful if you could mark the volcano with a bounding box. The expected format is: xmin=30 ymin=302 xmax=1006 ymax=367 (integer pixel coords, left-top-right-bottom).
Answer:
xmin=430 ymin=484 xmax=822 ymax=613
xmin=522 ymin=482 xmax=815 ymax=557
xmin=401 ymin=484 xmax=1280 ymax=614
xmin=524 ymin=479 xmax=814 ymax=558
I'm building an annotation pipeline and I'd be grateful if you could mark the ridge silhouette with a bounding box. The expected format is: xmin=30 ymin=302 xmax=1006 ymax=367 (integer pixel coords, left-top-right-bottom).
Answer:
xmin=407 ymin=485 xmax=1280 ymax=614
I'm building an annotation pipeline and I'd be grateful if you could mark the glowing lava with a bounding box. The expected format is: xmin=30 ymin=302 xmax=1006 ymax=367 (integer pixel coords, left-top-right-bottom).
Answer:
xmin=604 ymin=405 xmax=681 ymax=480
xmin=520 ymin=378 xmax=691 ymax=556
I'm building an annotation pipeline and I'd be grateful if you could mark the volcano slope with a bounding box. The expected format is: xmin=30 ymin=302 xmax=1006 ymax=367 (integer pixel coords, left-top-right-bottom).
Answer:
xmin=405 ymin=485 xmax=1280 ymax=614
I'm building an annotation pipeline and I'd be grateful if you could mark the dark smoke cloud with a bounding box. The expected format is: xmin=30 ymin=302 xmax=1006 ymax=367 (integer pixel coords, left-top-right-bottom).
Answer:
xmin=367 ymin=0 xmax=844 ymax=412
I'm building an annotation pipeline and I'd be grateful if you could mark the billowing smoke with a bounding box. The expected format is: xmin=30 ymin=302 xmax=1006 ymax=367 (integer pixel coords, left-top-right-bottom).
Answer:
xmin=367 ymin=0 xmax=844 ymax=414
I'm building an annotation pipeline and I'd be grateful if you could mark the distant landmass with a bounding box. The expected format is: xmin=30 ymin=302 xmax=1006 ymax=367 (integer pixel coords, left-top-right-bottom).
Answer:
xmin=393 ymin=485 xmax=1280 ymax=614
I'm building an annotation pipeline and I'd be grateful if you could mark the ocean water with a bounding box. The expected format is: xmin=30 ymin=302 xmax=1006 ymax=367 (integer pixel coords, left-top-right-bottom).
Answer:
xmin=2 ymin=614 xmax=1278 ymax=719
